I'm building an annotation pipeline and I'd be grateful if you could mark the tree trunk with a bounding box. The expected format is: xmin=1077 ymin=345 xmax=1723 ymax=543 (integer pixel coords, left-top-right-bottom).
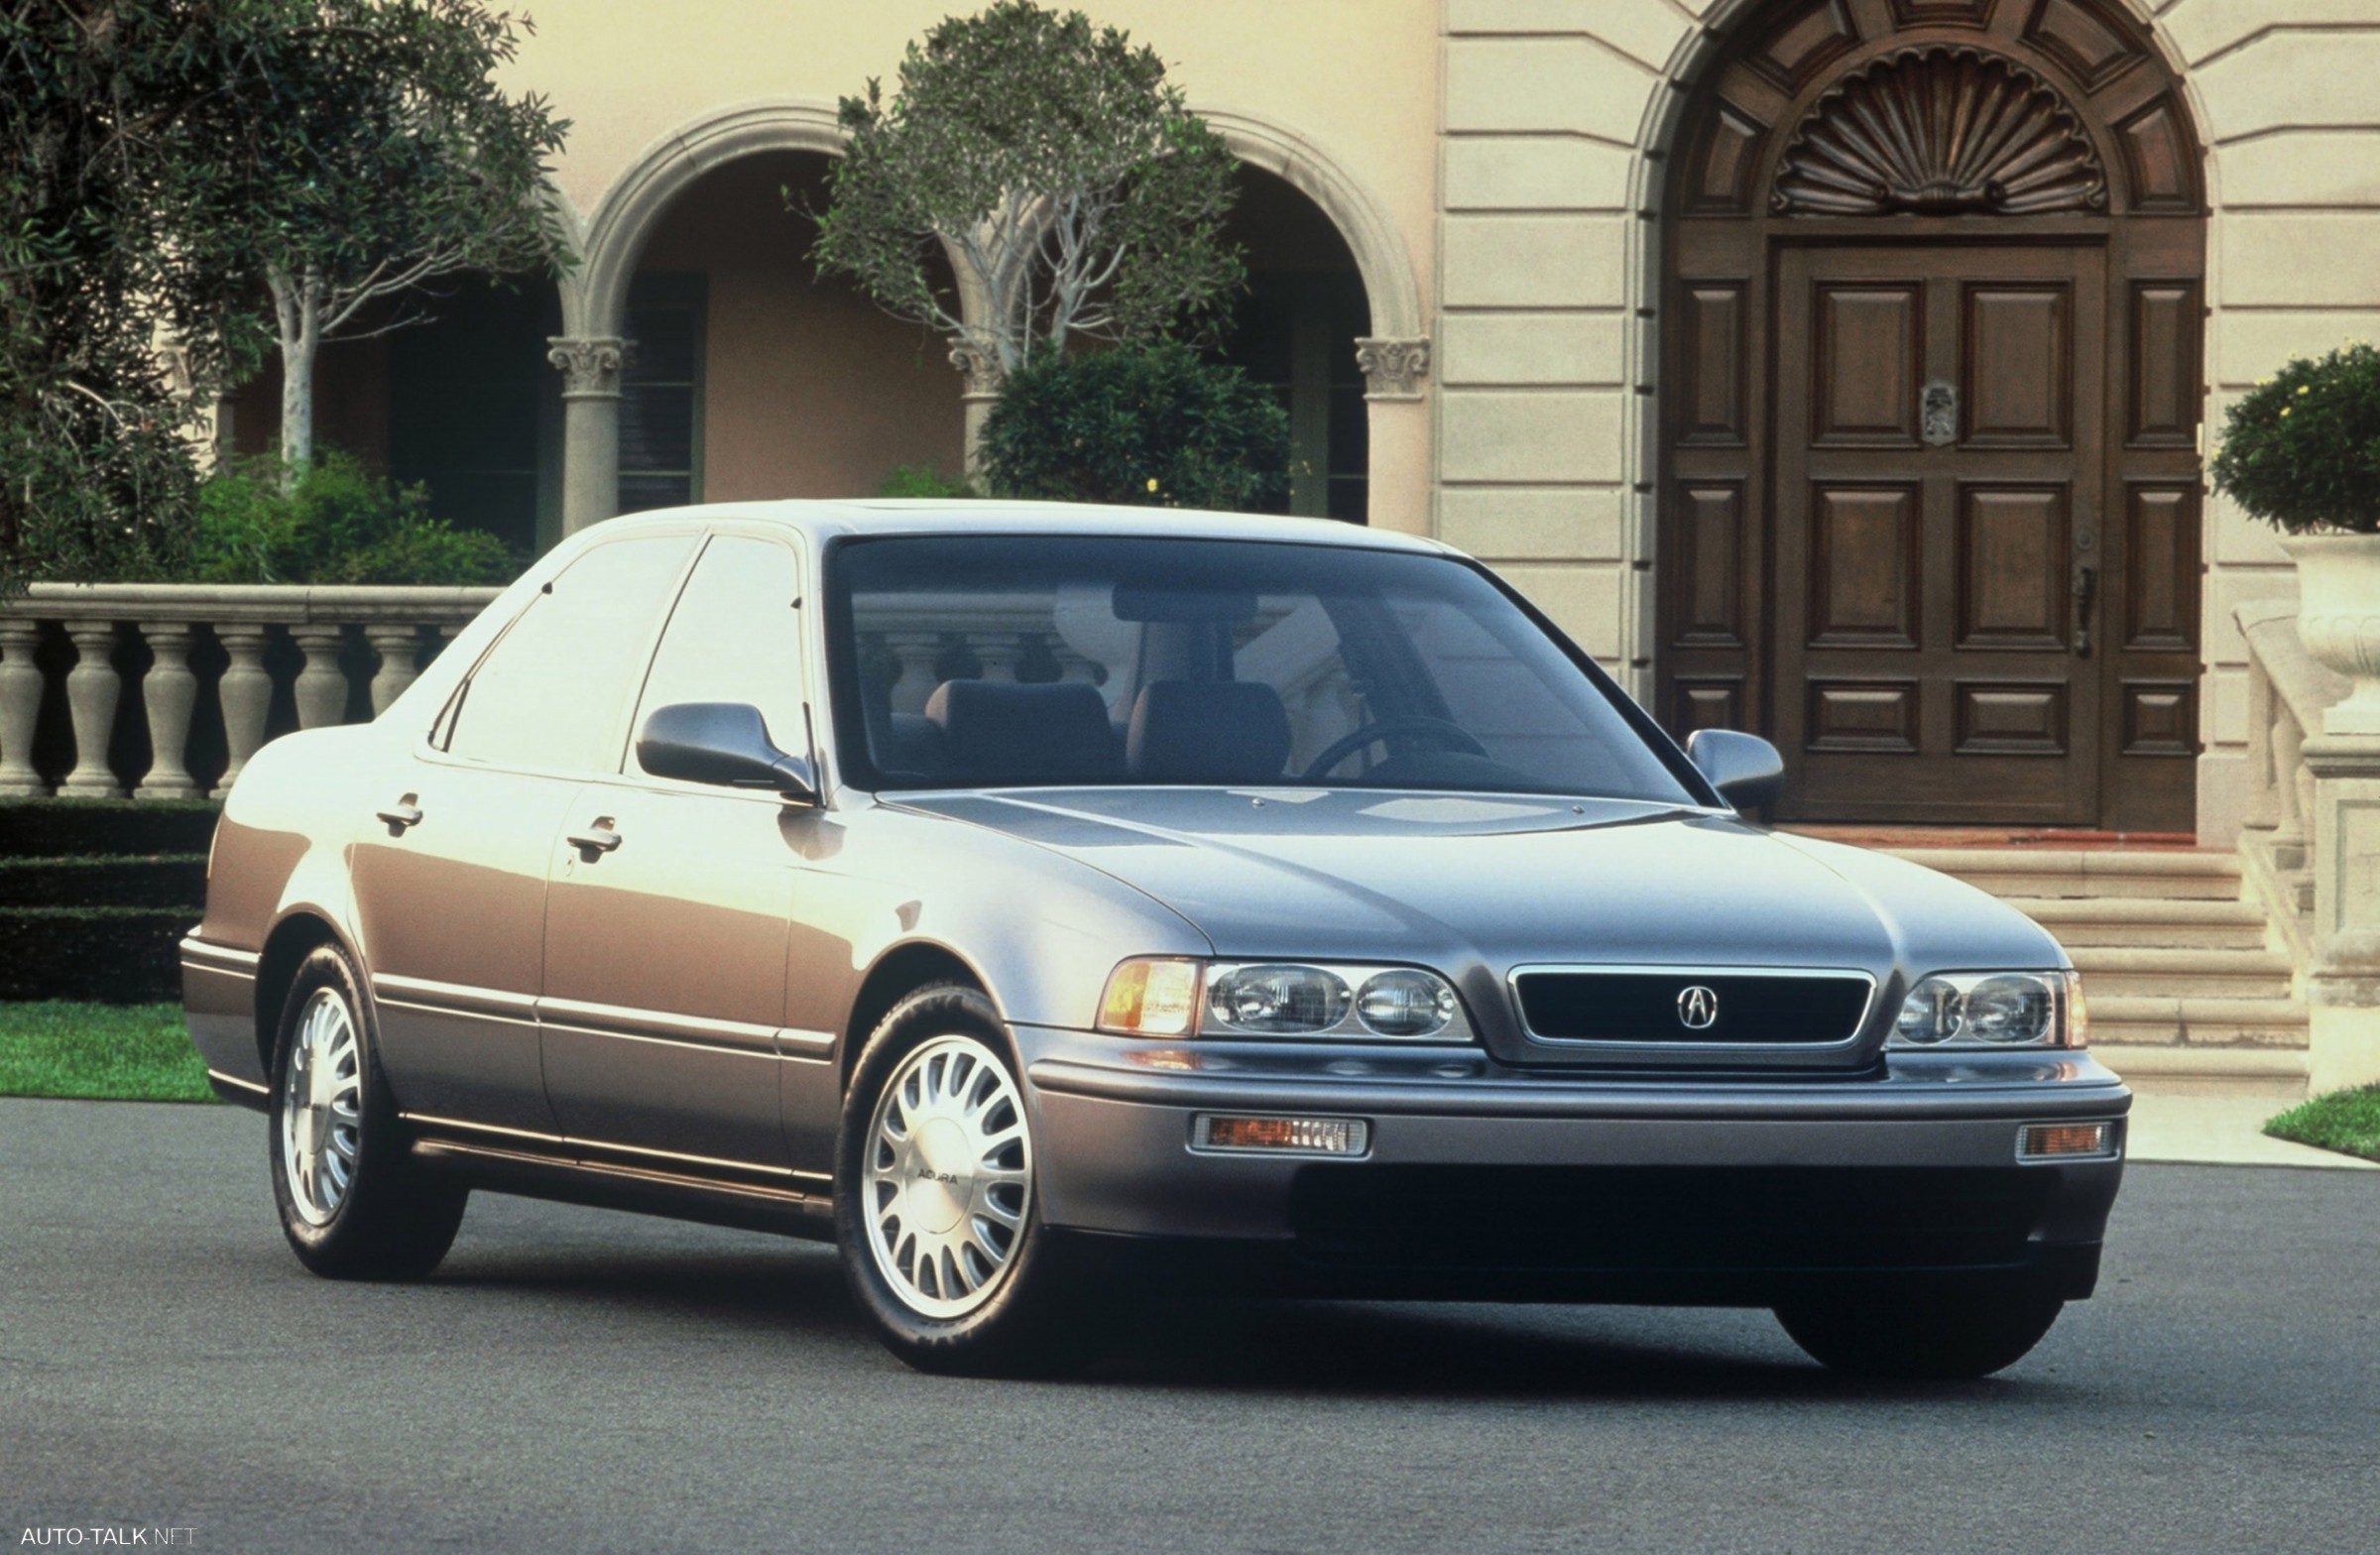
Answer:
xmin=267 ymin=268 xmax=322 ymax=484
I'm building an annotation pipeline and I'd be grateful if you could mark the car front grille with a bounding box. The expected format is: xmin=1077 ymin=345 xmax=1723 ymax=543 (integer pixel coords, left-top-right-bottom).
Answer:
xmin=1511 ymin=968 xmax=1874 ymax=1045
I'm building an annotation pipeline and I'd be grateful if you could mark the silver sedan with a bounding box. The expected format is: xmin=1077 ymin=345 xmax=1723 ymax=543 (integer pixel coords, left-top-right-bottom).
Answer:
xmin=183 ymin=502 xmax=2127 ymax=1377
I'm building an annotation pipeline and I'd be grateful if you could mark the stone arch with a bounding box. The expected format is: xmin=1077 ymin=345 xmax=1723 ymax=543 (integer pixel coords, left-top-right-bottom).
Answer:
xmin=1196 ymin=107 xmax=1424 ymax=349
xmin=571 ymin=101 xmax=852 ymax=340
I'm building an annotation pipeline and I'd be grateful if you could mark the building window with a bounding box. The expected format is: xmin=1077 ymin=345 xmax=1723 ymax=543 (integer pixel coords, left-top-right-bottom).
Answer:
xmin=620 ymin=274 xmax=705 ymax=513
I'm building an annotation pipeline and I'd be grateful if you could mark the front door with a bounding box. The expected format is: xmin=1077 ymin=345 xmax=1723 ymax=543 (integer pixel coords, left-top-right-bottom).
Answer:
xmin=1772 ymin=243 xmax=2107 ymax=825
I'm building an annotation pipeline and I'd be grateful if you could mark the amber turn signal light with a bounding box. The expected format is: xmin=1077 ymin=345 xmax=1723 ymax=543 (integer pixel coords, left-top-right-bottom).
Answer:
xmin=2018 ymin=1121 xmax=2117 ymax=1160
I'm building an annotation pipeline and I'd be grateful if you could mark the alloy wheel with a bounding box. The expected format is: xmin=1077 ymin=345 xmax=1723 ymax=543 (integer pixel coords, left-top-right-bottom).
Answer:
xmin=279 ymin=986 xmax=363 ymax=1227
xmin=862 ymin=1034 xmax=1033 ymax=1320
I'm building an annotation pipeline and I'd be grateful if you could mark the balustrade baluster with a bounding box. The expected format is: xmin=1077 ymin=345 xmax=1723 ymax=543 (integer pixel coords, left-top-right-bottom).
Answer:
xmin=60 ymin=620 xmax=125 ymax=797
xmin=0 ymin=620 xmax=46 ymax=796
xmin=215 ymin=625 xmax=273 ymax=794
xmin=365 ymin=625 xmax=422 ymax=715
xmin=886 ymin=633 xmax=943 ymax=714
xmin=291 ymin=623 xmax=349 ymax=730
xmin=134 ymin=623 xmax=201 ymax=800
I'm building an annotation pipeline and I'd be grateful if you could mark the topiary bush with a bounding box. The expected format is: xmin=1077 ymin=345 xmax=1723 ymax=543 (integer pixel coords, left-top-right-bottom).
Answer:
xmin=876 ymin=463 xmax=980 ymax=499
xmin=978 ymin=341 xmax=1288 ymax=512
xmin=190 ymin=450 xmax=518 ymax=584
xmin=2209 ymin=342 xmax=2380 ymax=535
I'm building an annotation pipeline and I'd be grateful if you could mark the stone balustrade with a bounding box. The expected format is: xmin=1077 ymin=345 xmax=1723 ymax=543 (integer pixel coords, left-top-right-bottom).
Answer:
xmin=2236 ymin=600 xmax=2380 ymax=1091
xmin=0 ymin=584 xmax=502 ymax=801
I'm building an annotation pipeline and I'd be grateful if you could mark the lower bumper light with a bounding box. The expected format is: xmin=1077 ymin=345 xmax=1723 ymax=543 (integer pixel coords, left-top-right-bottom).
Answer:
xmin=2018 ymin=1121 xmax=2118 ymax=1160
xmin=1193 ymin=1114 xmax=1369 ymax=1155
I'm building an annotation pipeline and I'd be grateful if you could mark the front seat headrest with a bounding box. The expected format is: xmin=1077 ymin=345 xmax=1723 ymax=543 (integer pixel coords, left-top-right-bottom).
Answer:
xmin=1128 ymin=680 xmax=1292 ymax=784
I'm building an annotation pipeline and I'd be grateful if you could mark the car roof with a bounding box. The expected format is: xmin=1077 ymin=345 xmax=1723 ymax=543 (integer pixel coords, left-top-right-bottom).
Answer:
xmin=588 ymin=499 xmax=1459 ymax=555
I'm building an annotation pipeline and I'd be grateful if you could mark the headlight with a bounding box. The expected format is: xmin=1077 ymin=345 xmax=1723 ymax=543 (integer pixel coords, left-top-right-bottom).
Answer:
xmin=1889 ymin=970 xmax=2082 ymax=1049
xmin=1098 ymin=958 xmax=1475 ymax=1042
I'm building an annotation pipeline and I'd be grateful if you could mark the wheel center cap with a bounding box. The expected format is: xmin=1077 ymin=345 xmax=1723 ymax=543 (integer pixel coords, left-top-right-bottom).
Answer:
xmin=906 ymin=1118 xmax=973 ymax=1235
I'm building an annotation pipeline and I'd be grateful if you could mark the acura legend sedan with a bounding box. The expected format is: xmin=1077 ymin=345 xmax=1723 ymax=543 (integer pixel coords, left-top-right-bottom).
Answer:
xmin=183 ymin=502 xmax=2127 ymax=1377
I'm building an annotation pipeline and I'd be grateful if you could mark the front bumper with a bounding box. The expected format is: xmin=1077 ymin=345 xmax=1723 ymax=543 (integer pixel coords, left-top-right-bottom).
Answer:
xmin=1015 ymin=1025 xmax=2128 ymax=1304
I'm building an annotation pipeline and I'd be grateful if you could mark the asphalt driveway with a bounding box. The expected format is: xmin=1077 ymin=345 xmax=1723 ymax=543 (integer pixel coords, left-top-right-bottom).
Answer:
xmin=3 ymin=1097 xmax=2374 ymax=1554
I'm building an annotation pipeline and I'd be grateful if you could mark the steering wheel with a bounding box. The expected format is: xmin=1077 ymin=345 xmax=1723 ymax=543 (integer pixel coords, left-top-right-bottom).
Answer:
xmin=1300 ymin=716 xmax=1489 ymax=780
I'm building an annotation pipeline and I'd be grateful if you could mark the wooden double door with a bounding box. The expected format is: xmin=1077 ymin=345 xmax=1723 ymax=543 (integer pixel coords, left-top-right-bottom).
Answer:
xmin=1664 ymin=236 xmax=2202 ymax=831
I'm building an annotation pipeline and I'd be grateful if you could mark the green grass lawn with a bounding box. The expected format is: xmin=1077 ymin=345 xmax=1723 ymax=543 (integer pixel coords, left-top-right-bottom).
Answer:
xmin=0 ymin=1002 xmax=214 ymax=1102
xmin=2265 ymin=1085 xmax=2380 ymax=1164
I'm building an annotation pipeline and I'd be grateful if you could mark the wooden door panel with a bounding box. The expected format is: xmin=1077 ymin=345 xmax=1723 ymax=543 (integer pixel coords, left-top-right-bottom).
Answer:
xmin=1807 ymin=679 xmax=1919 ymax=753
xmin=2122 ymin=484 xmax=2197 ymax=652
xmin=2127 ymin=283 xmax=2201 ymax=446
xmin=1955 ymin=682 xmax=2069 ymax=755
xmin=1677 ymin=483 xmax=1748 ymax=648
xmin=1963 ymin=285 xmax=2074 ymax=447
xmin=1813 ymin=286 xmax=1923 ymax=444
xmin=1683 ymin=287 xmax=1749 ymax=445
xmin=1958 ymin=485 xmax=2070 ymax=651
xmin=1808 ymin=484 xmax=1921 ymax=648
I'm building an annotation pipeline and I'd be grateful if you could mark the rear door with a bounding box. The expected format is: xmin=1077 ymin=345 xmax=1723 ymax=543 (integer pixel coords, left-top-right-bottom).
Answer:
xmin=353 ymin=531 xmax=698 ymax=1134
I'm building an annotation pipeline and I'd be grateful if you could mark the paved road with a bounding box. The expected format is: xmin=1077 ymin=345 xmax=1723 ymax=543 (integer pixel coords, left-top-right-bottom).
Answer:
xmin=3 ymin=1099 xmax=2375 ymax=1554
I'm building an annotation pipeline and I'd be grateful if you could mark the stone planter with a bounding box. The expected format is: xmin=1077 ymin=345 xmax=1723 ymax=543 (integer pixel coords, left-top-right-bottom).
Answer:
xmin=2283 ymin=533 xmax=2380 ymax=735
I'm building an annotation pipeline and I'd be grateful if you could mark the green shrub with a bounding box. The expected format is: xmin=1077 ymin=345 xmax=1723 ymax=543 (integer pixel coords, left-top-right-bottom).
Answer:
xmin=876 ymin=463 xmax=980 ymax=499
xmin=979 ymin=341 xmax=1288 ymax=512
xmin=190 ymin=450 xmax=518 ymax=584
xmin=2209 ymin=342 xmax=2380 ymax=535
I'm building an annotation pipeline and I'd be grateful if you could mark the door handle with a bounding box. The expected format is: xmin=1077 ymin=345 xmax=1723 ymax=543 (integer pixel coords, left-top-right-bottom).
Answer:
xmin=375 ymin=800 xmax=423 ymax=832
xmin=566 ymin=823 xmax=623 ymax=860
xmin=2071 ymin=561 xmax=2097 ymax=658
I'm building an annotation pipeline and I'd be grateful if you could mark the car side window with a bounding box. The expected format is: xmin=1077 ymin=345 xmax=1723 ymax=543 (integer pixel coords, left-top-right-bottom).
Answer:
xmin=630 ymin=535 xmax=806 ymax=774
xmin=445 ymin=534 xmax=698 ymax=774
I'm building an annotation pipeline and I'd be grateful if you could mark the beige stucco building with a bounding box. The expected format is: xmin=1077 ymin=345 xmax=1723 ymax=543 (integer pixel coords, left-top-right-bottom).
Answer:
xmin=247 ymin=0 xmax=2380 ymax=847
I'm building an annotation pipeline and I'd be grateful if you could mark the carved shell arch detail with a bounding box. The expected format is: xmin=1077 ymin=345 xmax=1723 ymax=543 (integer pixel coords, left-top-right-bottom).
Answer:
xmin=1771 ymin=48 xmax=2109 ymax=217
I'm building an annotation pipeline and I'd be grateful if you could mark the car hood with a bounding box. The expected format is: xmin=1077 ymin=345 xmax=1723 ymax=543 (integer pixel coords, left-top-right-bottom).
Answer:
xmin=892 ymin=787 xmax=2060 ymax=980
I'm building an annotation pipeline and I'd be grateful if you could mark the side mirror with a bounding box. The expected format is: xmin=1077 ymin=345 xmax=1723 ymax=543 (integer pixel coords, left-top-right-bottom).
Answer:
xmin=637 ymin=702 xmax=817 ymax=803
xmin=1686 ymin=728 xmax=1784 ymax=811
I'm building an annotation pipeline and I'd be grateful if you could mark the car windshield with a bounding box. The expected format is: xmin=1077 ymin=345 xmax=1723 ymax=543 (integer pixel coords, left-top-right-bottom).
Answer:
xmin=824 ymin=533 xmax=1700 ymax=803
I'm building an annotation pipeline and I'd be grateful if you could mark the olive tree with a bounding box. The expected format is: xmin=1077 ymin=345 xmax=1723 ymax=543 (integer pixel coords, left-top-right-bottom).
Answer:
xmin=180 ymin=0 xmax=570 ymax=474
xmin=812 ymin=0 xmax=1244 ymax=380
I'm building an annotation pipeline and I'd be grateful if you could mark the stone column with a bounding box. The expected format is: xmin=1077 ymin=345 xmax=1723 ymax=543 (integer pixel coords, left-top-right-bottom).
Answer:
xmin=0 ymin=620 xmax=48 ymax=796
xmin=60 ymin=619 xmax=124 ymax=797
xmin=134 ymin=623 xmax=202 ymax=800
xmin=950 ymin=342 xmax=1004 ymax=475
xmin=1357 ymin=337 xmax=1431 ymax=538
xmin=550 ymin=336 xmax=631 ymax=537
xmin=290 ymin=624 xmax=348 ymax=730
xmin=214 ymin=624 xmax=273 ymax=795
xmin=365 ymin=625 xmax=423 ymax=716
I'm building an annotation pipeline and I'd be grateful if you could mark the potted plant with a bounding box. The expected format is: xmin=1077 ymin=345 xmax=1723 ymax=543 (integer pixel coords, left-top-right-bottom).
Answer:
xmin=2211 ymin=342 xmax=2380 ymax=734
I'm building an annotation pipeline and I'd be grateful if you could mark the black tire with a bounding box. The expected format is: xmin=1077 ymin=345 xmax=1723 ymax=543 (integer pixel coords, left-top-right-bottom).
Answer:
xmin=267 ymin=942 xmax=466 ymax=1280
xmin=834 ymin=984 xmax=1112 ymax=1376
xmin=1774 ymin=1282 xmax=2065 ymax=1379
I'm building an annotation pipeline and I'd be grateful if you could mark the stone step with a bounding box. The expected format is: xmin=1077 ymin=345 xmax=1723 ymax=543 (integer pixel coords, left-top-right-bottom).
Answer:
xmin=2004 ymin=896 xmax=2272 ymax=950
xmin=2092 ymin=1043 xmax=2309 ymax=1101
xmin=2087 ymin=995 xmax=2309 ymax=1053
xmin=2065 ymin=946 xmax=2295 ymax=1001
xmin=1890 ymin=847 xmax=2243 ymax=900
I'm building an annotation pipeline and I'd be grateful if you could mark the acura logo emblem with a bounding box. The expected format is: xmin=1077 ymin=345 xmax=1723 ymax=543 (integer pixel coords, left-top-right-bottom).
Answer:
xmin=1677 ymin=985 xmax=1720 ymax=1029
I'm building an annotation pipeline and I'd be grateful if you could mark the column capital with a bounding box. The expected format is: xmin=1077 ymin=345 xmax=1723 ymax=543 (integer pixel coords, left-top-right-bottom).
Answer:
xmin=948 ymin=340 xmax=1007 ymax=401
xmin=1355 ymin=336 xmax=1430 ymax=401
xmin=547 ymin=336 xmax=635 ymax=400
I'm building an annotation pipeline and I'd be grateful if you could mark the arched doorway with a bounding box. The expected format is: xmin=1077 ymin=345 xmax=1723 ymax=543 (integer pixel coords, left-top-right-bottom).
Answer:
xmin=1219 ymin=165 xmax=1371 ymax=523
xmin=616 ymin=149 xmax=964 ymax=510
xmin=1654 ymin=0 xmax=2207 ymax=832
